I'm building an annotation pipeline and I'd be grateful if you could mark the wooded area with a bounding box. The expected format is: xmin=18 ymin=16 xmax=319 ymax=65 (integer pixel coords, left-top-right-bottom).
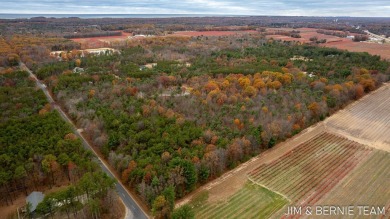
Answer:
xmin=0 ymin=69 xmax=119 ymax=218
xmin=31 ymin=35 xmax=390 ymax=218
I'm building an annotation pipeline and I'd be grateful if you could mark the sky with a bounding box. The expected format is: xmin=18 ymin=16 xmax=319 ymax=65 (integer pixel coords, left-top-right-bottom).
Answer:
xmin=1 ymin=0 xmax=389 ymax=17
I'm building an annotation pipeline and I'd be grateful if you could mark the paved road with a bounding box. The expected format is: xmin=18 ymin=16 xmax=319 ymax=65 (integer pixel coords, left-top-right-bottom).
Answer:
xmin=20 ymin=63 xmax=148 ymax=219
xmin=364 ymin=30 xmax=390 ymax=43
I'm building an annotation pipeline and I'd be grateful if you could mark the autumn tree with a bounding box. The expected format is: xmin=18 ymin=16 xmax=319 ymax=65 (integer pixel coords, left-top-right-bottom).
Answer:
xmin=308 ymin=102 xmax=320 ymax=116
xmin=88 ymin=89 xmax=96 ymax=98
xmin=7 ymin=53 xmax=20 ymax=66
xmin=204 ymin=81 xmax=219 ymax=92
xmin=244 ymin=85 xmax=257 ymax=97
xmin=354 ymin=84 xmax=364 ymax=99
xmin=75 ymin=59 xmax=81 ymax=67
xmin=41 ymin=154 xmax=59 ymax=188
xmin=122 ymin=160 xmax=137 ymax=184
xmin=152 ymin=195 xmax=170 ymax=219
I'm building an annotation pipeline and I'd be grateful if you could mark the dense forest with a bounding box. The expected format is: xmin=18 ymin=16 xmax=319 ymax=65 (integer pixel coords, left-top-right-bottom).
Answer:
xmin=0 ymin=69 xmax=120 ymax=218
xmin=32 ymin=34 xmax=390 ymax=218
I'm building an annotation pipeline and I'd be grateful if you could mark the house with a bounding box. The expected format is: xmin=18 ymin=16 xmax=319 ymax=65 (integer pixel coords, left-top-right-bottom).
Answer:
xmin=26 ymin=191 xmax=44 ymax=213
xmin=139 ymin=63 xmax=157 ymax=70
xmin=50 ymin=48 xmax=119 ymax=60
xmin=290 ymin=56 xmax=313 ymax=62
xmin=73 ymin=67 xmax=84 ymax=74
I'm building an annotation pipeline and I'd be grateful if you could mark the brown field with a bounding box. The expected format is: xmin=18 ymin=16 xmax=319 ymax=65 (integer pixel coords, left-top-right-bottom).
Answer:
xmin=324 ymin=41 xmax=390 ymax=60
xmin=248 ymin=132 xmax=372 ymax=205
xmin=324 ymin=83 xmax=390 ymax=152
xmin=265 ymin=27 xmax=390 ymax=60
xmin=172 ymin=30 xmax=258 ymax=37
xmin=176 ymin=83 xmax=390 ymax=218
xmin=71 ymin=31 xmax=132 ymax=48
xmin=266 ymin=28 xmax=344 ymax=44
xmin=314 ymin=150 xmax=390 ymax=219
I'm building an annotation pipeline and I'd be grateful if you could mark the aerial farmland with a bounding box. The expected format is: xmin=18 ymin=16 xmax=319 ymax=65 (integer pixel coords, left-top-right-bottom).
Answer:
xmin=180 ymin=83 xmax=390 ymax=219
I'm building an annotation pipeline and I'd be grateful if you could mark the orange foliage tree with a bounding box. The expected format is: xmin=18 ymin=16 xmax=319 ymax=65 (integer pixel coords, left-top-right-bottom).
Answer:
xmin=122 ymin=160 xmax=137 ymax=184
xmin=308 ymin=102 xmax=320 ymax=115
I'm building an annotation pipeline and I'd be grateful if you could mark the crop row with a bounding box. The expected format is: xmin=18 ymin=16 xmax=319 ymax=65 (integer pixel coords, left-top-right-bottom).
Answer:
xmin=247 ymin=132 xmax=372 ymax=218
xmin=314 ymin=150 xmax=390 ymax=219
xmin=327 ymin=84 xmax=390 ymax=143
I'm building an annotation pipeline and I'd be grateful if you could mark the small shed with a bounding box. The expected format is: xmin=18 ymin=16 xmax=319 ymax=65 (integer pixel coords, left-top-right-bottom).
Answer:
xmin=26 ymin=191 xmax=45 ymax=212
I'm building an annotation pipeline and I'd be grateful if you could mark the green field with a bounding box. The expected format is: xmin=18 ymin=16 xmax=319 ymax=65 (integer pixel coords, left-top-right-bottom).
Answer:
xmin=190 ymin=182 xmax=288 ymax=219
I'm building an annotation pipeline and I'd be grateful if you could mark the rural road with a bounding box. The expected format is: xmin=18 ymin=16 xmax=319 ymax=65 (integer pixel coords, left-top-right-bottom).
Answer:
xmin=20 ymin=63 xmax=148 ymax=219
xmin=364 ymin=30 xmax=390 ymax=43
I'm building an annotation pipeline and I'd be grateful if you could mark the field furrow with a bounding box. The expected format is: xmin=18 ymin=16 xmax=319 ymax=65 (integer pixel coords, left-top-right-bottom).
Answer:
xmin=248 ymin=132 xmax=373 ymax=218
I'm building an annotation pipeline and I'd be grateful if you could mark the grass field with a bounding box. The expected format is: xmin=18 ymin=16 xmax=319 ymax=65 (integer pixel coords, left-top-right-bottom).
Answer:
xmin=248 ymin=132 xmax=372 ymax=208
xmin=191 ymin=182 xmax=288 ymax=219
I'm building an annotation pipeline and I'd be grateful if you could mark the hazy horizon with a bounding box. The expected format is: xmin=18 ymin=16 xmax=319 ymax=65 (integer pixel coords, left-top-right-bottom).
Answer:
xmin=1 ymin=0 xmax=390 ymax=17
xmin=1 ymin=13 xmax=390 ymax=20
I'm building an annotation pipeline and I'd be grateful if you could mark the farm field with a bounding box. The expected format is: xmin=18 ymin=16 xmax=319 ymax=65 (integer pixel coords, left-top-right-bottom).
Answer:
xmin=71 ymin=31 xmax=132 ymax=48
xmin=172 ymin=30 xmax=257 ymax=36
xmin=248 ymin=132 xmax=372 ymax=206
xmin=265 ymin=27 xmax=346 ymax=44
xmin=324 ymin=41 xmax=390 ymax=61
xmin=176 ymin=82 xmax=390 ymax=218
xmin=190 ymin=182 xmax=288 ymax=219
xmin=265 ymin=27 xmax=390 ymax=60
xmin=314 ymin=150 xmax=390 ymax=219
xmin=325 ymin=83 xmax=390 ymax=152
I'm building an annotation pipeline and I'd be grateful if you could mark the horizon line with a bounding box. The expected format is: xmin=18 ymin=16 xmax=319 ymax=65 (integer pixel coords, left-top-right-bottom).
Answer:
xmin=1 ymin=13 xmax=390 ymax=18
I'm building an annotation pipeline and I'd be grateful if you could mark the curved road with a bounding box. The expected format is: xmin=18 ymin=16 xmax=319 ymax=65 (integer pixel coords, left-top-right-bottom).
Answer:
xmin=364 ymin=30 xmax=390 ymax=43
xmin=20 ymin=63 xmax=148 ymax=219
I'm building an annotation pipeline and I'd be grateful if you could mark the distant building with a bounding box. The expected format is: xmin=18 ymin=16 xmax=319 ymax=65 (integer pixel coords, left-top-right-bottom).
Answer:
xmin=139 ymin=63 xmax=157 ymax=70
xmin=290 ymin=56 xmax=313 ymax=62
xmin=26 ymin=191 xmax=44 ymax=213
xmin=73 ymin=67 xmax=84 ymax=74
xmin=128 ymin=34 xmax=154 ymax=39
xmin=50 ymin=48 xmax=119 ymax=60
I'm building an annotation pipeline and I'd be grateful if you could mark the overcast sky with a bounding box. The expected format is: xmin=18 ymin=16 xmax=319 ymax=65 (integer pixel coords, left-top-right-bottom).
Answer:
xmin=1 ymin=0 xmax=389 ymax=17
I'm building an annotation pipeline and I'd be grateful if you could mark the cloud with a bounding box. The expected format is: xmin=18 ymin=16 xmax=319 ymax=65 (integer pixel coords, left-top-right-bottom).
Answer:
xmin=1 ymin=0 xmax=389 ymax=17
